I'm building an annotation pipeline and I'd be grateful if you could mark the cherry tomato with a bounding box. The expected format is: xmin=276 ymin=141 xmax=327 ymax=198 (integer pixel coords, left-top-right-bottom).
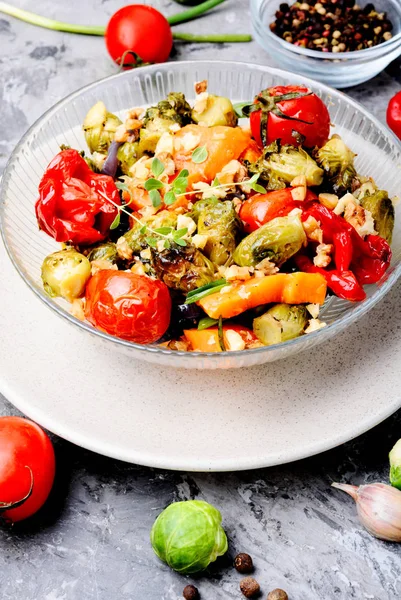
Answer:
xmin=85 ymin=270 xmax=171 ymax=344
xmin=250 ymin=85 xmax=330 ymax=148
xmin=240 ymin=188 xmax=318 ymax=232
xmin=0 ymin=417 xmax=55 ymax=523
xmin=387 ymin=91 xmax=401 ymax=140
xmin=105 ymin=5 xmax=173 ymax=66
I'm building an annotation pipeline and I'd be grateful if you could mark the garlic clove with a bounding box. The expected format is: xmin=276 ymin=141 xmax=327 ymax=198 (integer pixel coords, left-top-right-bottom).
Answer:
xmin=332 ymin=482 xmax=401 ymax=543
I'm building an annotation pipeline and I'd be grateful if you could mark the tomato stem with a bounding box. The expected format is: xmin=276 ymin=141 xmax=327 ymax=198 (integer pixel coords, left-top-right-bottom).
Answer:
xmin=0 ymin=0 xmax=229 ymax=35
xmin=173 ymin=33 xmax=252 ymax=42
xmin=0 ymin=466 xmax=34 ymax=512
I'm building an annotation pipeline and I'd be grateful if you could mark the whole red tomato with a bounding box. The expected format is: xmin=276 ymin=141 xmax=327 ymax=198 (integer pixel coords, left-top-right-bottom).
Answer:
xmin=85 ymin=270 xmax=171 ymax=344
xmin=387 ymin=91 xmax=401 ymax=140
xmin=0 ymin=417 xmax=55 ymax=523
xmin=249 ymin=86 xmax=330 ymax=148
xmin=240 ymin=188 xmax=318 ymax=232
xmin=105 ymin=5 xmax=173 ymax=66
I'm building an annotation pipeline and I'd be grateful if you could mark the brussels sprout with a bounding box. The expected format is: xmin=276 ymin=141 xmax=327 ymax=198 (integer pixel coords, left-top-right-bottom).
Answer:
xmin=151 ymin=244 xmax=216 ymax=292
xmin=247 ymin=141 xmax=323 ymax=190
xmin=41 ymin=249 xmax=91 ymax=302
xmin=150 ymin=500 xmax=228 ymax=574
xmin=253 ymin=304 xmax=308 ymax=345
xmin=192 ymin=95 xmax=238 ymax=127
xmin=360 ymin=190 xmax=395 ymax=243
xmin=191 ymin=198 xmax=241 ymax=266
xmin=117 ymin=142 xmax=139 ymax=175
xmin=389 ymin=439 xmax=401 ymax=490
xmin=315 ymin=135 xmax=357 ymax=194
xmin=144 ymin=92 xmax=193 ymax=129
xmin=124 ymin=211 xmax=178 ymax=255
xmin=87 ymin=242 xmax=118 ymax=264
xmin=83 ymin=101 xmax=122 ymax=154
xmin=233 ymin=214 xmax=306 ymax=268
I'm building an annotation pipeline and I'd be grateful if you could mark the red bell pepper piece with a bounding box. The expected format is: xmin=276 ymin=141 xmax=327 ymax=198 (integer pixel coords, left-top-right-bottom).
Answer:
xmin=294 ymin=254 xmax=366 ymax=302
xmin=351 ymin=234 xmax=392 ymax=285
xmin=35 ymin=149 xmax=120 ymax=246
xmin=333 ymin=230 xmax=353 ymax=272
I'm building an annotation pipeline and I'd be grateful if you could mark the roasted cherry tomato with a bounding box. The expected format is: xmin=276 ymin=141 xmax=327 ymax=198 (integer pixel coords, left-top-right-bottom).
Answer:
xmin=387 ymin=91 xmax=401 ymax=140
xmin=0 ymin=417 xmax=55 ymax=523
xmin=105 ymin=5 xmax=173 ymax=67
xmin=249 ymin=85 xmax=330 ymax=148
xmin=35 ymin=149 xmax=120 ymax=246
xmin=85 ymin=270 xmax=172 ymax=344
xmin=240 ymin=188 xmax=318 ymax=232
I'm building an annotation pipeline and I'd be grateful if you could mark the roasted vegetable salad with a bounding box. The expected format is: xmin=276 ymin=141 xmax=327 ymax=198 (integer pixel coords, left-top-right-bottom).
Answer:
xmin=35 ymin=82 xmax=395 ymax=352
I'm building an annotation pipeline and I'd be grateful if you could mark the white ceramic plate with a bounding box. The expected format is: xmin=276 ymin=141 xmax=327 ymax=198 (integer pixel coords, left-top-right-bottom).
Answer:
xmin=1 ymin=238 xmax=400 ymax=471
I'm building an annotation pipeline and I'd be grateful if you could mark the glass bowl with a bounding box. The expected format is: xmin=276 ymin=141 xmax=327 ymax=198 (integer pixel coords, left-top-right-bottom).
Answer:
xmin=250 ymin=0 xmax=401 ymax=88
xmin=1 ymin=60 xmax=400 ymax=369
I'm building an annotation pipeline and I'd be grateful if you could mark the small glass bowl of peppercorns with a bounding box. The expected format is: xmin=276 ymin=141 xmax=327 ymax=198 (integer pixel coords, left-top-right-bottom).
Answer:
xmin=250 ymin=0 xmax=401 ymax=88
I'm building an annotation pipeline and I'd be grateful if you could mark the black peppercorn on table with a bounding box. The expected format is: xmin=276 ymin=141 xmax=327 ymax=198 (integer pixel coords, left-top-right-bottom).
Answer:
xmin=1 ymin=1 xmax=401 ymax=598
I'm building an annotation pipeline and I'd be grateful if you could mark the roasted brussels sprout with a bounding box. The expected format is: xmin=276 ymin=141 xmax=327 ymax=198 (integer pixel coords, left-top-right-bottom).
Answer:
xmin=117 ymin=142 xmax=139 ymax=175
xmin=192 ymin=95 xmax=238 ymax=127
xmin=315 ymin=135 xmax=357 ymax=194
xmin=151 ymin=244 xmax=215 ymax=292
xmin=124 ymin=211 xmax=178 ymax=254
xmin=191 ymin=198 xmax=241 ymax=266
xmin=247 ymin=141 xmax=323 ymax=190
xmin=151 ymin=500 xmax=228 ymax=574
xmin=144 ymin=92 xmax=193 ymax=129
xmin=253 ymin=304 xmax=308 ymax=346
xmin=87 ymin=242 xmax=118 ymax=264
xmin=360 ymin=190 xmax=395 ymax=243
xmin=83 ymin=101 xmax=122 ymax=154
xmin=41 ymin=249 xmax=91 ymax=302
xmin=233 ymin=214 xmax=306 ymax=268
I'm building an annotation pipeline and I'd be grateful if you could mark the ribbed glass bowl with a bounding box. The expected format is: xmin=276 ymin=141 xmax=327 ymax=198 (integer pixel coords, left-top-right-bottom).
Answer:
xmin=1 ymin=61 xmax=400 ymax=369
xmin=251 ymin=0 xmax=401 ymax=88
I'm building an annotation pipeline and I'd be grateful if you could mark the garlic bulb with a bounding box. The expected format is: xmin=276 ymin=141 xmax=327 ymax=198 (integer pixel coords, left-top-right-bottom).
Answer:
xmin=332 ymin=482 xmax=401 ymax=542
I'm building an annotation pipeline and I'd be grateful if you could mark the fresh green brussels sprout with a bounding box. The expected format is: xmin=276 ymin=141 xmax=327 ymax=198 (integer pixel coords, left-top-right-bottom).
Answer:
xmin=83 ymin=101 xmax=122 ymax=154
xmin=315 ymin=135 xmax=357 ymax=194
xmin=87 ymin=242 xmax=118 ymax=264
xmin=233 ymin=213 xmax=306 ymax=268
xmin=151 ymin=244 xmax=215 ymax=292
xmin=253 ymin=304 xmax=308 ymax=346
xmin=191 ymin=198 xmax=241 ymax=266
xmin=360 ymin=190 xmax=395 ymax=243
xmin=389 ymin=439 xmax=401 ymax=490
xmin=124 ymin=211 xmax=178 ymax=255
xmin=117 ymin=142 xmax=139 ymax=175
xmin=247 ymin=141 xmax=323 ymax=190
xmin=150 ymin=500 xmax=228 ymax=574
xmin=41 ymin=249 xmax=91 ymax=302
xmin=192 ymin=95 xmax=238 ymax=127
xmin=144 ymin=92 xmax=193 ymax=129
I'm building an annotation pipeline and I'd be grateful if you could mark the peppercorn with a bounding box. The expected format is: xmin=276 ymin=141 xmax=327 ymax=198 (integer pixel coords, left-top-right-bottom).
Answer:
xmin=183 ymin=584 xmax=200 ymax=600
xmin=267 ymin=590 xmax=288 ymax=600
xmin=234 ymin=553 xmax=254 ymax=574
xmin=240 ymin=577 xmax=261 ymax=598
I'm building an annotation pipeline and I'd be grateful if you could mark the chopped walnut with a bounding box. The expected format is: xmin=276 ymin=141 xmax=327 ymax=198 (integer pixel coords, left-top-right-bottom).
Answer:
xmin=156 ymin=240 xmax=166 ymax=253
xmin=313 ymin=243 xmax=333 ymax=268
xmin=114 ymin=123 xmax=130 ymax=143
xmin=305 ymin=318 xmax=327 ymax=334
xmin=155 ymin=153 xmax=175 ymax=177
xmin=192 ymin=234 xmax=208 ymax=249
xmin=343 ymin=201 xmax=376 ymax=237
xmin=70 ymin=299 xmax=85 ymax=321
xmin=91 ymin=260 xmax=118 ymax=275
xmin=255 ymin=257 xmax=279 ymax=276
xmin=216 ymin=160 xmax=248 ymax=186
xmin=177 ymin=214 xmax=197 ymax=237
xmin=290 ymin=174 xmax=307 ymax=188
xmin=193 ymin=91 xmax=209 ymax=114
xmin=161 ymin=339 xmax=190 ymax=352
xmin=116 ymin=236 xmax=133 ymax=260
xmin=333 ymin=192 xmax=358 ymax=215
xmin=194 ymin=80 xmax=208 ymax=95
xmin=291 ymin=186 xmax=307 ymax=201
xmin=131 ymin=261 xmax=146 ymax=276
xmin=225 ymin=265 xmax=252 ymax=282
xmin=140 ymin=248 xmax=151 ymax=261
xmin=155 ymin=132 xmax=174 ymax=157
xmin=129 ymin=156 xmax=151 ymax=181
xmin=128 ymin=107 xmax=145 ymax=120
xmin=306 ymin=303 xmax=320 ymax=319
xmin=126 ymin=118 xmax=143 ymax=132
xmin=318 ymin=193 xmax=338 ymax=210
xmin=303 ymin=216 xmax=323 ymax=244
xmin=193 ymin=181 xmax=227 ymax=200
xmin=225 ymin=329 xmax=246 ymax=352
xmin=175 ymin=132 xmax=201 ymax=153
xmin=169 ymin=122 xmax=181 ymax=133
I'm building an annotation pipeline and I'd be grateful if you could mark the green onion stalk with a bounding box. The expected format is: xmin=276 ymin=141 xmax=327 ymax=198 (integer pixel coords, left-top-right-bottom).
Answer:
xmin=0 ymin=0 xmax=252 ymax=43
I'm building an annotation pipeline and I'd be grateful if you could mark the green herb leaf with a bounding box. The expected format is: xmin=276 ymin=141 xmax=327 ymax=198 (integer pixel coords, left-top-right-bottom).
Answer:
xmin=176 ymin=169 xmax=189 ymax=179
xmin=116 ymin=181 xmax=129 ymax=192
xmin=164 ymin=239 xmax=171 ymax=249
xmin=192 ymin=146 xmax=208 ymax=164
xmin=145 ymin=237 xmax=158 ymax=249
xmin=233 ymin=101 xmax=253 ymax=118
xmin=151 ymin=157 xmax=165 ymax=179
xmin=110 ymin=212 xmax=121 ymax=230
xmin=212 ymin=177 xmax=220 ymax=187
xmin=154 ymin=227 xmax=173 ymax=235
xmin=140 ymin=225 xmax=147 ymax=234
xmin=185 ymin=279 xmax=229 ymax=304
xmin=248 ymin=174 xmax=259 ymax=184
xmin=251 ymin=183 xmax=267 ymax=194
xmin=175 ymin=238 xmax=187 ymax=247
xmin=218 ymin=316 xmax=226 ymax=352
xmin=164 ymin=191 xmax=177 ymax=205
xmin=149 ymin=189 xmax=162 ymax=208
xmin=173 ymin=228 xmax=188 ymax=238
xmin=198 ymin=317 xmax=219 ymax=330
xmin=145 ymin=178 xmax=164 ymax=191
